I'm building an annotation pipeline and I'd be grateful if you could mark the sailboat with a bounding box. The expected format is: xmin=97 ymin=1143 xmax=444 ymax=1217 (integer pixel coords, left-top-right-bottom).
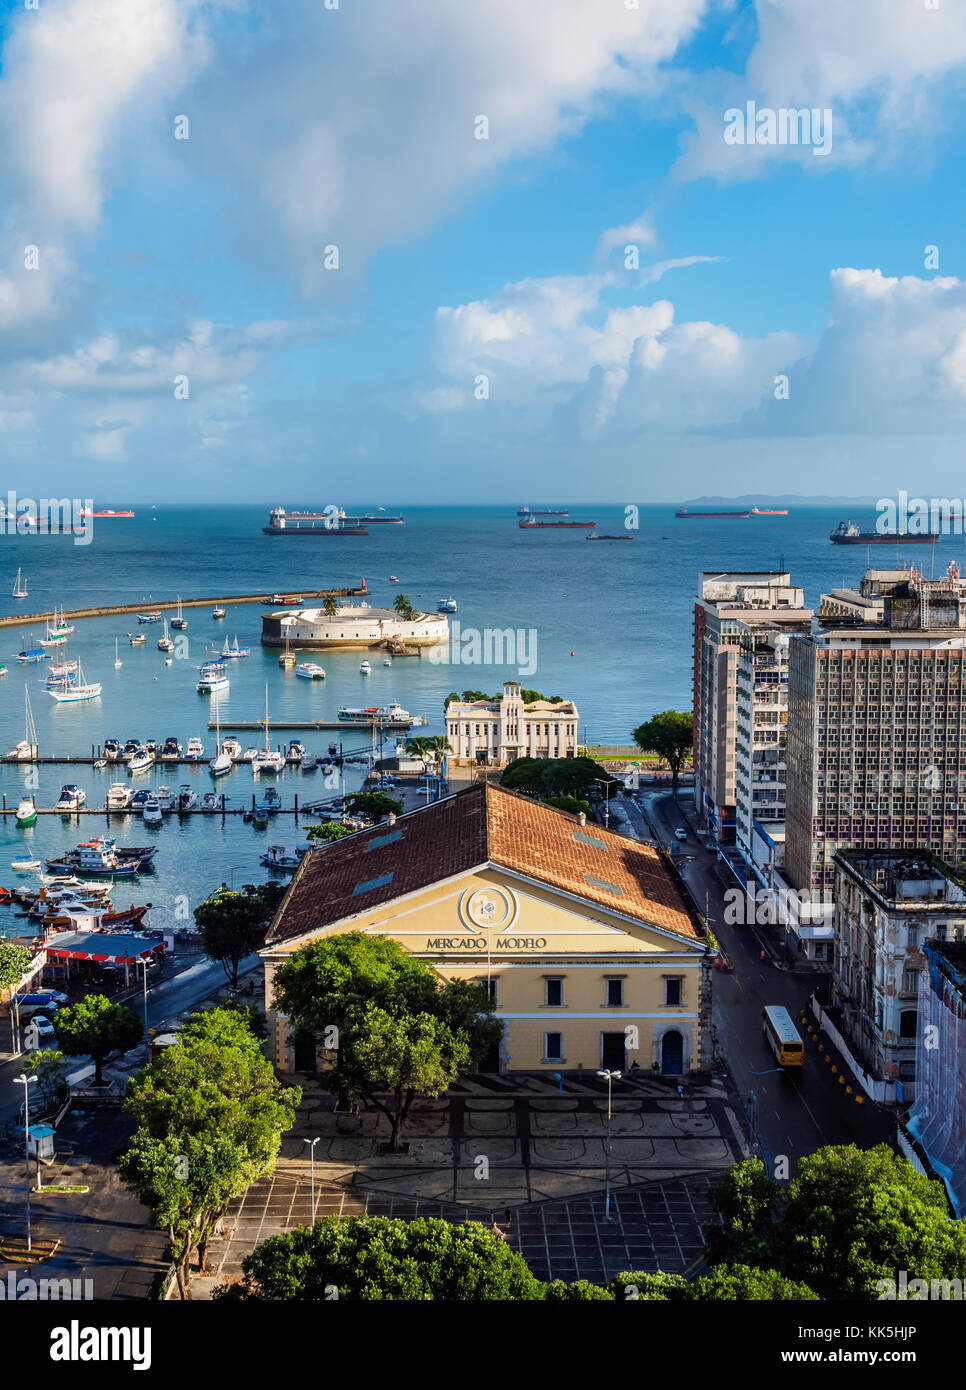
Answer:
xmin=157 ymin=618 xmax=174 ymax=652
xmin=171 ymin=595 xmax=188 ymax=631
xmin=114 ymin=637 xmax=122 ymax=669
xmin=12 ymin=568 xmax=27 ymax=599
xmin=278 ymin=625 xmax=296 ymax=669
xmin=7 ymin=687 xmax=38 ymax=759
xmin=251 ymin=685 xmax=285 ymax=774
xmin=47 ymin=657 xmax=101 ymax=702
xmin=209 ymin=701 xmax=232 ymax=777
xmin=39 ymin=614 xmax=68 ymax=648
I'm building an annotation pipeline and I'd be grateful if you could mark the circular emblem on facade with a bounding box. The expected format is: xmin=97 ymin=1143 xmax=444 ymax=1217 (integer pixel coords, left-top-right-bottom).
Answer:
xmin=458 ymin=886 xmax=518 ymax=933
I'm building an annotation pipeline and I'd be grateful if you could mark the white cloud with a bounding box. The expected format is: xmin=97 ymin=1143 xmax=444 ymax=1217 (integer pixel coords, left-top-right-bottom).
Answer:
xmin=596 ymin=212 xmax=658 ymax=262
xmin=675 ymin=0 xmax=966 ymax=182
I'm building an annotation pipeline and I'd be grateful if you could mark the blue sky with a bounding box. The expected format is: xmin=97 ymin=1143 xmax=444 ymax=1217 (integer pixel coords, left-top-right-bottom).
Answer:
xmin=3 ymin=0 xmax=966 ymax=502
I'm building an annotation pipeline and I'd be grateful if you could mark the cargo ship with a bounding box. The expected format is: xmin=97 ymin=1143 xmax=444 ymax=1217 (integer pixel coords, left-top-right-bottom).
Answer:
xmin=750 ymin=506 xmax=789 ymax=516
xmin=519 ymin=518 xmax=596 ymax=529
xmin=830 ymin=519 xmax=939 ymax=545
xmin=263 ymin=508 xmax=367 ymax=535
xmin=78 ymin=508 xmax=135 ymax=518
xmin=586 ymin=532 xmax=634 ymax=541
xmin=676 ymin=507 xmax=750 ymax=519
xmin=517 ymin=506 xmax=569 ymax=518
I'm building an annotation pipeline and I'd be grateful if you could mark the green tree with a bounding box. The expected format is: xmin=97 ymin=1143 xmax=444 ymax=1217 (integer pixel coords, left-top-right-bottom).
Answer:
xmin=305 ymin=821 xmax=354 ymax=845
xmin=322 ymin=595 xmax=338 ymax=618
xmin=221 ymin=1215 xmax=542 ymax=1300
xmin=21 ymin=1048 xmax=69 ymax=1112
xmin=543 ymin=1279 xmax=614 ymax=1300
xmin=121 ymin=1006 xmax=300 ymax=1297
xmin=273 ymin=932 xmax=501 ymax=1151
xmin=689 ymin=1265 xmax=818 ymax=1300
xmin=194 ymin=885 xmax=276 ymax=989
xmin=609 ymin=1270 xmax=691 ymax=1301
xmin=0 ymin=942 xmax=34 ymax=994
xmin=54 ymin=994 xmax=143 ymax=1084
xmin=500 ymin=755 xmax=618 ymax=803
xmin=632 ymin=710 xmax=693 ymax=791
xmin=345 ymin=790 xmax=403 ymax=822
xmin=543 ymin=795 xmax=591 ymax=817
xmin=393 ymin=593 xmax=416 ymax=621
xmin=405 ymin=736 xmax=436 ymax=769
xmin=706 ymin=1145 xmax=966 ymax=1300
xmin=354 ymin=1006 xmax=470 ymax=1151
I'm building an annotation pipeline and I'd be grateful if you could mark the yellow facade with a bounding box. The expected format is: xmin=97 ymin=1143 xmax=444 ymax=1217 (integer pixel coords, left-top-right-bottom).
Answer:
xmin=262 ymin=864 xmax=710 ymax=1076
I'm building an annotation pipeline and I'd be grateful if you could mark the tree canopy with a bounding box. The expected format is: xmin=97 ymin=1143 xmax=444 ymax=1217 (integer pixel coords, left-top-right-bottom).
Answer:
xmin=305 ymin=821 xmax=354 ymax=845
xmin=222 ymin=1216 xmax=543 ymax=1300
xmin=0 ymin=942 xmax=34 ymax=994
xmin=273 ymin=932 xmax=501 ymax=1150
xmin=500 ymin=755 xmax=619 ymax=801
xmin=345 ymin=790 xmax=403 ymax=821
xmin=705 ymin=1145 xmax=966 ymax=1299
xmin=54 ymin=994 xmax=143 ymax=1084
xmin=121 ymin=1005 xmax=300 ymax=1298
xmin=444 ymin=689 xmax=564 ymax=707
xmin=632 ymin=710 xmax=693 ymax=787
xmin=194 ymin=882 xmax=283 ymax=988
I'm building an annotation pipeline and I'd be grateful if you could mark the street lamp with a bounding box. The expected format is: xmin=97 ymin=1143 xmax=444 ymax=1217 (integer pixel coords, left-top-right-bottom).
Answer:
xmin=136 ymin=957 xmax=151 ymax=1035
xmin=13 ymin=1073 xmax=37 ymax=1251
xmin=303 ymin=1137 xmax=320 ymax=1224
xmin=596 ymin=1068 xmax=622 ymax=1222
xmin=594 ymin=779 xmax=614 ymax=830
xmin=227 ymin=865 xmax=246 ymax=892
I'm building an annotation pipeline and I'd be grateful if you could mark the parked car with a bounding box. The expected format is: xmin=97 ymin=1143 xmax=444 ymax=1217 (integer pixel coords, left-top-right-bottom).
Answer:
xmin=674 ymin=827 xmax=688 ymax=841
xmin=24 ymin=1016 xmax=56 ymax=1043
xmin=18 ymin=999 xmax=59 ymax=1022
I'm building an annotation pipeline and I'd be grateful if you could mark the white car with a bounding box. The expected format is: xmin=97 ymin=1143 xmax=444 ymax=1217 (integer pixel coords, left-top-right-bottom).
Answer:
xmin=674 ymin=827 xmax=688 ymax=840
xmin=25 ymin=1017 xmax=56 ymax=1043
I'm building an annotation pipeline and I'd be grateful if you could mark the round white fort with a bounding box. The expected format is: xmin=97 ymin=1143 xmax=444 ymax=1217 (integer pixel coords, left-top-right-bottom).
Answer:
xmin=261 ymin=604 xmax=449 ymax=649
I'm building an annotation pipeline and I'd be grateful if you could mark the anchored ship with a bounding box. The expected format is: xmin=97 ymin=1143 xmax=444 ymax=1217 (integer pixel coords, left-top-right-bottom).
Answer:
xmin=675 ymin=507 xmax=750 ymax=519
xmin=519 ymin=518 xmax=596 ymax=529
xmin=263 ymin=506 xmax=401 ymax=534
xmin=830 ymin=519 xmax=939 ymax=545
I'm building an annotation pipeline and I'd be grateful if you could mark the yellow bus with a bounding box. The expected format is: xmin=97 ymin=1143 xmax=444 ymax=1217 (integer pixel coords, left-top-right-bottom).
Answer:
xmin=762 ymin=1005 xmax=804 ymax=1067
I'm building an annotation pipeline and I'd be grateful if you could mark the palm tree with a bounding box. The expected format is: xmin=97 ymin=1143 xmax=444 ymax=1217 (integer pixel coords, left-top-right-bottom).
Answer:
xmin=322 ymin=595 xmax=338 ymax=618
xmin=394 ymin=593 xmax=416 ymax=621
xmin=406 ymin=736 xmax=436 ymax=770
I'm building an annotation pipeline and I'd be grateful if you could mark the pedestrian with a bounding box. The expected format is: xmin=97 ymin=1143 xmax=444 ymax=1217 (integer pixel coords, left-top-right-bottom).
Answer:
xmin=505 ymin=1206 xmax=512 ymax=1230
xmin=676 ymin=1083 xmax=684 ymax=1100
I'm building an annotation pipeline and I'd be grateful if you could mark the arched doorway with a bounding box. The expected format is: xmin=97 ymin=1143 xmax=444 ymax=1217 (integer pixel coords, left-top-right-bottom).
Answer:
xmin=661 ymin=1029 xmax=684 ymax=1076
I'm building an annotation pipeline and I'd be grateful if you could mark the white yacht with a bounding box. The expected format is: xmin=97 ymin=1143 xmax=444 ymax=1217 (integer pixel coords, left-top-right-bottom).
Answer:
xmin=106 ymin=784 xmax=133 ymax=810
xmin=210 ymin=748 xmax=232 ymax=777
xmin=56 ymin=784 xmax=86 ymax=812
xmin=15 ymin=795 xmax=37 ymax=827
xmin=296 ymin=662 xmax=326 ymax=679
xmin=155 ymin=786 xmax=174 ymax=812
xmin=128 ymin=750 xmax=155 ymax=775
xmin=252 ymin=749 xmax=286 ymax=775
xmin=360 ymin=660 xmax=372 ymax=674
xmin=186 ymin=737 xmax=205 ymax=760
xmin=177 ymin=785 xmax=199 ymax=812
xmin=222 ymin=737 xmax=243 ymax=761
xmin=142 ymin=796 xmax=163 ymax=826
xmin=197 ymin=661 xmax=229 ymax=694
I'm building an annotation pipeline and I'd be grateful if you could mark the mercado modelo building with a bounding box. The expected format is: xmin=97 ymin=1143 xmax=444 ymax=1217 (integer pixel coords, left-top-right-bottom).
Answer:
xmin=261 ymin=783 xmax=711 ymax=1077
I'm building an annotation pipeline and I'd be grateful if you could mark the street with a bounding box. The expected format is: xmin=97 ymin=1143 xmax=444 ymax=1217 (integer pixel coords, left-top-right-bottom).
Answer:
xmin=626 ymin=789 xmax=892 ymax=1170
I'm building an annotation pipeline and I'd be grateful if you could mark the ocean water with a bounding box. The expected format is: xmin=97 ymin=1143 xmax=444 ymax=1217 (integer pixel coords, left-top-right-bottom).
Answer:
xmin=1 ymin=501 xmax=957 ymax=934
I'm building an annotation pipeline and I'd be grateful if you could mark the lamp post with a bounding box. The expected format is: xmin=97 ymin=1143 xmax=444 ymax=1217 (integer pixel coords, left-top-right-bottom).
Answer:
xmin=136 ymin=957 xmax=151 ymax=1035
xmin=303 ymin=1136 xmax=320 ymax=1224
xmin=594 ymin=779 xmax=614 ymax=830
xmin=227 ymin=865 xmax=246 ymax=892
xmin=596 ymin=1068 xmax=622 ymax=1221
xmin=13 ymin=1073 xmax=36 ymax=1250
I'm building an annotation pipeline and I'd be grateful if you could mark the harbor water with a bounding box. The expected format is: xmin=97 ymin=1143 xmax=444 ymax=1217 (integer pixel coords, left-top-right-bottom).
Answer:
xmin=0 ymin=501 xmax=951 ymax=933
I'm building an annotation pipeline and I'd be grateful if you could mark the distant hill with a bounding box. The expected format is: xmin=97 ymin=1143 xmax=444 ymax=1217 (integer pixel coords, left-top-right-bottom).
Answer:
xmin=681 ymin=495 xmax=876 ymax=507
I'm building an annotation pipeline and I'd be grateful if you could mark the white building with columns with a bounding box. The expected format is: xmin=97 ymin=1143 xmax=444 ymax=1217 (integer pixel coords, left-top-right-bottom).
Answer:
xmin=445 ymin=682 xmax=579 ymax=766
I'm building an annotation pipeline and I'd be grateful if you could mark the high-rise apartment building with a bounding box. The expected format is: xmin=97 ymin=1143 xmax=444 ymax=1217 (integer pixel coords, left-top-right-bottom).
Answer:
xmin=786 ymin=563 xmax=966 ymax=895
xmin=693 ymin=573 xmax=812 ymax=848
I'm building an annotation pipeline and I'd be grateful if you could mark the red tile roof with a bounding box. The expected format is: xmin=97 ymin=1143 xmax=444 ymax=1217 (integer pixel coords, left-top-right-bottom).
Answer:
xmin=265 ymin=782 xmax=698 ymax=947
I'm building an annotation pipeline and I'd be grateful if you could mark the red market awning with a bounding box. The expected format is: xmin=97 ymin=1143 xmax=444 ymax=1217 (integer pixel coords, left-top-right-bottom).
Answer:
xmin=43 ymin=931 xmax=166 ymax=965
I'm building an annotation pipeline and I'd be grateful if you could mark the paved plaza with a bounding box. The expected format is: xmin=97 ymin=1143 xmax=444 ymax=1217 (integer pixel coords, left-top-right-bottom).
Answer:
xmin=194 ymin=1070 xmax=747 ymax=1296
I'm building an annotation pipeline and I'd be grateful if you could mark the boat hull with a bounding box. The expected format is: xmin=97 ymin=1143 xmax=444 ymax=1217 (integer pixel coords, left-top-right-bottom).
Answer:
xmin=830 ymin=533 xmax=939 ymax=544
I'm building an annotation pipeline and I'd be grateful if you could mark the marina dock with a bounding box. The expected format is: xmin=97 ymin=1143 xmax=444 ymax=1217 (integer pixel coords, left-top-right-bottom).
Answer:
xmin=0 ymin=584 xmax=367 ymax=630
xmin=206 ymin=719 xmax=414 ymax=731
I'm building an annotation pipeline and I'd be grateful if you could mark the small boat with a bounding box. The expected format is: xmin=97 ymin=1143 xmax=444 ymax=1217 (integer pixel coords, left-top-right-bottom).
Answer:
xmin=197 ymin=661 xmax=229 ymax=693
xmin=155 ymin=786 xmax=173 ymax=812
xmin=0 ymin=664 xmax=6 ymax=676
xmin=220 ymin=635 xmax=249 ymax=659
xmin=242 ymin=747 xmax=260 ymax=763
xmin=16 ymin=639 xmax=46 ymax=664
xmin=12 ymin=568 xmax=28 ymax=599
xmin=47 ymin=659 xmax=101 ymax=703
xmin=200 ymin=791 xmax=223 ymax=812
xmin=130 ymin=789 xmax=151 ymax=813
xmin=11 ymin=856 xmax=41 ymax=872
xmin=93 ymin=758 xmax=108 ymax=770
xmin=209 ymin=702 xmax=232 ymax=777
xmin=142 ymin=797 xmax=163 ymax=826
xmin=15 ymin=796 xmax=37 ymax=827
xmin=185 ymin=737 xmax=205 ymax=760
xmin=171 ymin=596 xmax=188 ymax=631
xmin=104 ymin=738 xmax=122 ymax=759
xmin=157 ymin=619 xmax=174 ymax=652
xmin=360 ymin=660 xmax=372 ymax=674
xmin=113 ymin=638 xmax=122 ymax=668
xmin=222 ymin=738 xmax=242 ymax=760
xmin=255 ymin=786 xmax=282 ymax=814
xmin=383 ymin=658 xmax=392 ymax=667
xmin=300 ymin=754 xmax=317 ymax=772
xmin=56 ymin=785 xmax=87 ymax=812
xmin=252 ymin=749 xmax=286 ymax=774
xmin=128 ymin=750 xmax=155 ymax=775
xmin=252 ymin=807 xmax=269 ymax=828
xmin=437 ymin=597 xmax=458 ymax=613
xmin=39 ymin=615 xmax=69 ymax=648
xmin=177 ymin=786 xmax=198 ymax=811
xmin=260 ymin=845 xmax=300 ymax=871
xmin=44 ymin=667 xmax=77 ymax=690
xmin=389 ymin=576 xmax=399 ymax=583
xmin=161 ymin=737 xmax=182 ymax=759
xmin=212 ymin=606 xmax=226 ymax=620
xmin=278 ymin=626 xmax=296 ymax=669
xmin=137 ymin=611 xmax=161 ymax=624
xmin=106 ymin=784 xmax=132 ymax=810
xmin=121 ymin=739 xmax=141 ymax=760
xmin=296 ymin=662 xmax=326 ymax=679
xmin=288 ymin=740 xmax=305 ymax=759
xmin=129 ymin=633 xmax=146 ymax=646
